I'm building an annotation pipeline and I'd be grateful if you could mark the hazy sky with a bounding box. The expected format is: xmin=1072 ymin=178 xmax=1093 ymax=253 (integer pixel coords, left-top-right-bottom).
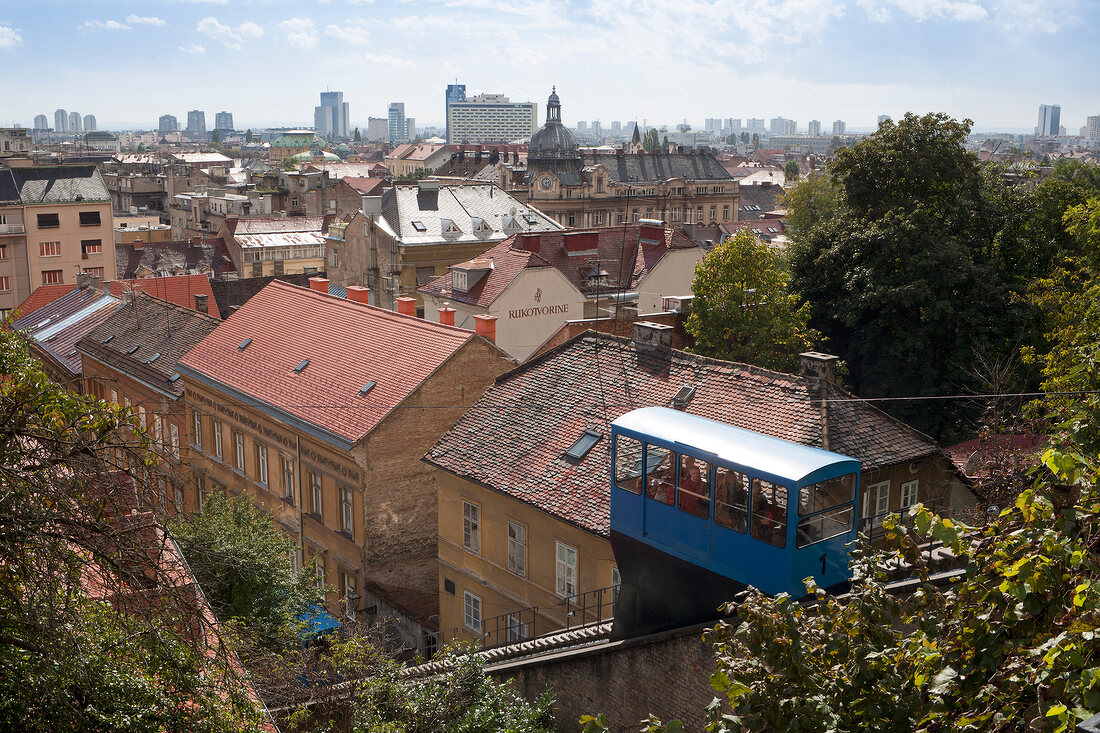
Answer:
xmin=1 ymin=0 xmax=1096 ymax=133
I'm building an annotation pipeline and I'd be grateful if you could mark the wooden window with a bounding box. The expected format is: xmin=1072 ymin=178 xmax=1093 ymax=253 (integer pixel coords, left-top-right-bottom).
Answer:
xmin=192 ymin=411 xmax=203 ymax=451
xmin=0 ymin=276 xmax=9 ymax=292
xmin=169 ymin=423 xmax=180 ymax=459
xmin=463 ymin=590 xmax=481 ymax=632
xmin=310 ymin=472 xmax=323 ymax=517
xmin=79 ymin=211 xmax=102 ymax=226
xmin=41 ymin=270 xmax=63 ymax=285
xmin=555 ymin=541 xmax=577 ymax=598
xmin=83 ymin=267 xmax=104 ymax=278
xmin=256 ymin=444 xmax=268 ymax=485
xmin=213 ymin=421 xmax=223 ymax=460
xmin=462 ymin=501 xmax=479 ymax=554
xmin=39 ymin=241 xmax=61 ymax=257
xmin=0 ymin=245 xmax=7 ymax=260
xmin=36 ymin=213 xmax=59 ymax=228
xmin=282 ymin=456 xmax=295 ymax=500
xmin=863 ymin=481 xmax=891 ymax=527
xmin=234 ymin=431 xmax=245 ymax=470
xmin=507 ymin=521 xmax=526 ymax=577
xmin=900 ymin=480 xmax=919 ymax=509
xmin=81 ymin=239 xmax=103 ymax=254
xmin=340 ymin=488 xmax=353 ymax=534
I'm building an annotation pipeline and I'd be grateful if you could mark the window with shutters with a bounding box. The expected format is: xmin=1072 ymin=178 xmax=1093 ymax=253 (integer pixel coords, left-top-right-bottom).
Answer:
xmin=340 ymin=488 xmax=353 ymax=534
xmin=463 ymin=591 xmax=481 ymax=632
xmin=256 ymin=444 xmax=268 ymax=485
xmin=555 ymin=541 xmax=577 ymax=597
xmin=462 ymin=501 xmax=480 ymax=554
xmin=507 ymin=521 xmax=526 ymax=577
xmin=310 ymin=472 xmax=323 ymax=517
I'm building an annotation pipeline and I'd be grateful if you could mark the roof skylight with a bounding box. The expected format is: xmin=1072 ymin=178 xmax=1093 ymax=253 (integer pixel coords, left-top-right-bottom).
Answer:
xmin=411 ymin=220 xmax=427 ymax=232
xmin=671 ymin=385 xmax=697 ymax=409
xmin=564 ymin=430 xmax=602 ymax=460
xmin=238 ymin=338 xmax=252 ymax=351
xmin=358 ymin=380 xmax=376 ymax=397
xmin=293 ymin=359 xmax=310 ymax=374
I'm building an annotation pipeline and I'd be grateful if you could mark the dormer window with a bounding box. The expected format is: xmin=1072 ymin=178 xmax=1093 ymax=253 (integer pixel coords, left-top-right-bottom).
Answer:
xmin=501 ymin=215 xmax=521 ymax=234
xmin=441 ymin=219 xmax=461 ymax=237
xmin=452 ymin=269 xmax=470 ymax=292
xmin=472 ymin=217 xmax=493 ymax=236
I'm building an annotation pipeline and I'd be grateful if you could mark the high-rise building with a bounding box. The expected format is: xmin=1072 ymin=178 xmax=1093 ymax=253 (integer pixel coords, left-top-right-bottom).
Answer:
xmin=445 ymin=93 xmax=538 ymax=144
xmin=388 ymin=102 xmax=407 ymax=144
xmin=704 ymin=118 xmax=722 ymax=133
xmin=1037 ymin=104 xmax=1061 ymax=137
xmin=405 ymin=118 xmax=416 ymax=140
xmin=68 ymin=112 xmax=82 ymax=134
xmin=314 ymin=91 xmax=349 ymax=139
xmin=54 ymin=109 xmax=68 ymax=133
xmin=158 ymin=114 xmax=178 ymax=134
xmin=726 ymin=118 xmax=742 ymax=134
xmin=877 ymin=114 xmax=892 ymax=125
xmin=832 ymin=120 xmax=846 ymax=136
xmin=1087 ymin=115 xmax=1100 ymax=141
xmin=445 ymin=83 xmax=466 ymax=142
xmin=769 ymin=117 xmax=796 ymax=135
xmin=610 ymin=121 xmax=621 ymax=134
xmin=33 ymin=115 xmax=48 ymax=130
xmin=186 ymin=110 xmax=206 ymax=137
xmin=808 ymin=120 xmax=821 ymax=137
xmin=82 ymin=115 xmax=96 ymax=132
xmin=591 ymin=121 xmax=601 ymax=136
xmin=214 ymin=111 xmax=234 ymax=132
xmin=577 ymin=120 xmax=588 ymax=132
xmin=366 ymin=117 xmax=388 ymax=142
xmin=747 ymin=118 xmax=765 ymax=132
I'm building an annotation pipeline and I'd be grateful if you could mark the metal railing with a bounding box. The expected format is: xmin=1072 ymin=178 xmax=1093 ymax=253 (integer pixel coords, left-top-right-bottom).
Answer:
xmin=480 ymin=605 xmax=539 ymax=650
xmin=0 ymin=224 xmax=25 ymax=234
xmin=858 ymin=496 xmax=945 ymax=557
xmin=562 ymin=585 xmax=618 ymax=629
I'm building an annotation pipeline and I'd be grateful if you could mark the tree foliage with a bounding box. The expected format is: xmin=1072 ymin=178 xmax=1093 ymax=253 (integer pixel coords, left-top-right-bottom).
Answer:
xmin=787 ymin=113 xmax=1037 ymax=440
xmin=686 ymin=230 xmax=817 ymax=372
xmin=643 ymin=128 xmax=660 ymax=151
xmin=783 ymin=158 xmax=800 ymax=182
xmin=0 ymin=328 xmax=262 ymax=731
xmin=396 ymin=167 xmax=432 ymax=182
xmin=172 ymin=495 xmax=319 ymax=651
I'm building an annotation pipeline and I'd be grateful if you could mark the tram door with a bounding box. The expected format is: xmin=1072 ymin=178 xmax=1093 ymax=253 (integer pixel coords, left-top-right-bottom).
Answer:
xmin=674 ymin=454 xmax=711 ymax=560
xmin=642 ymin=444 xmax=679 ymax=549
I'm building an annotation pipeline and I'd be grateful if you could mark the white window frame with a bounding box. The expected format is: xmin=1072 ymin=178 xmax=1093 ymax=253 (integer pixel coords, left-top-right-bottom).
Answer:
xmin=462 ymin=501 xmax=480 ymax=554
xmin=310 ymin=472 xmax=323 ymax=516
xmin=463 ymin=590 xmax=481 ymax=633
xmin=234 ymin=431 xmax=245 ymax=470
xmin=507 ymin=520 xmax=526 ymax=577
xmin=900 ymin=480 xmax=919 ymax=509
xmin=256 ymin=444 xmax=268 ymax=485
xmin=342 ymin=572 xmax=357 ymax=621
xmin=169 ymin=423 xmax=180 ymax=459
xmin=556 ymin=541 xmax=577 ymax=598
xmin=213 ymin=421 xmax=223 ymax=460
xmin=340 ymin=488 xmax=353 ymax=534
xmin=864 ymin=481 xmax=890 ymax=527
xmin=192 ymin=411 xmax=202 ymax=450
xmin=282 ymin=455 xmax=295 ymax=500
xmin=506 ymin=612 xmax=527 ymax=642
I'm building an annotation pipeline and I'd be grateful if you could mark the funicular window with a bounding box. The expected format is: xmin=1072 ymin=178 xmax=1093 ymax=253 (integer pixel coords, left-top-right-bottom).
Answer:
xmin=613 ymin=435 xmax=643 ymax=494
xmin=796 ymin=473 xmax=856 ymax=548
xmin=644 ymin=444 xmax=674 ymax=505
xmin=750 ymin=478 xmax=788 ymax=548
xmin=677 ymin=455 xmax=711 ymax=518
xmin=714 ymin=466 xmax=749 ymax=533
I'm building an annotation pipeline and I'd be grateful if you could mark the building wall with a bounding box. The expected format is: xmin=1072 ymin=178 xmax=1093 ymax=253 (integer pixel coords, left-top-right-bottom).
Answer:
xmin=436 ymin=470 xmax=618 ymax=644
xmin=0 ymin=205 xmax=29 ymax=315
xmin=447 ymin=102 xmax=538 ymax=144
xmin=81 ymin=356 xmax=192 ymax=512
xmin=23 ymin=200 xmax=115 ymax=290
xmin=633 ymin=248 xmax=703 ymax=315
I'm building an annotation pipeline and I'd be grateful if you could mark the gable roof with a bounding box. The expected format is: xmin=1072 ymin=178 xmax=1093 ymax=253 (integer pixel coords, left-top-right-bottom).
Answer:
xmin=9 ymin=165 xmax=110 ymax=204
xmin=115 ymin=238 xmax=236 ymax=282
xmin=425 ymin=332 xmax=943 ymax=537
xmin=177 ymin=280 xmax=478 ymax=447
xmin=10 ymin=285 xmax=120 ymax=376
xmin=417 ymin=224 xmax=700 ymax=305
xmin=15 ymin=274 xmax=221 ymax=321
xmin=380 ymin=183 xmax=560 ymax=244
xmin=76 ymin=293 xmax=221 ymax=398
xmin=341 ymin=176 xmax=386 ymax=196
xmin=579 ymin=151 xmax=734 ymax=185
xmin=0 ymin=169 xmax=20 ymax=204
xmin=208 ymin=273 xmax=315 ymax=319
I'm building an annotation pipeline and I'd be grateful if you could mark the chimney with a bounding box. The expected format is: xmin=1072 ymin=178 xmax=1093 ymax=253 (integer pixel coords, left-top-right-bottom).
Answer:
xmin=562 ymin=231 xmax=599 ymax=253
xmin=438 ymin=306 xmax=456 ymax=326
xmin=633 ymin=321 xmax=674 ymax=352
xmin=308 ymin=276 xmax=330 ymax=294
xmin=396 ymin=296 xmax=417 ymax=316
xmin=194 ymin=293 xmax=209 ymax=313
xmin=473 ymin=313 xmax=497 ymax=342
xmin=800 ymin=352 xmax=837 ymax=451
xmin=346 ymin=285 xmax=370 ymax=304
xmin=799 ymin=352 xmax=837 ymax=383
xmin=517 ymin=233 xmax=541 ymax=252
xmin=77 ymin=272 xmax=101 ymax=290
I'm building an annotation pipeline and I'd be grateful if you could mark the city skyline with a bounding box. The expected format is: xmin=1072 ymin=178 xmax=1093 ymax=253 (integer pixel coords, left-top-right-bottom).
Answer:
xmin=0 ymin=0 xmax=1097 ymax=132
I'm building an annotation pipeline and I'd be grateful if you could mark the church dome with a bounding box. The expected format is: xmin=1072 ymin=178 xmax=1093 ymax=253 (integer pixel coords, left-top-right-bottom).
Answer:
xmin=528 ymin=87 xmax=578 ymax=160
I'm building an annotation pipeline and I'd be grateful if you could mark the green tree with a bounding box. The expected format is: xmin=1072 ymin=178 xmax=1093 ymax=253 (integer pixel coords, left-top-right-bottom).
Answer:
xmin=0 ymin=328 xmax=262 ymax=731
xmin=686 ymin=230 xmax=817 ymax=371
xmin=751 ymin=133 xmax=760 ymax=148
xmin=643 ymin=128 xmax=660 ymax=151
xmin=788 ymin=113 xmax=1029 ymax=439
xmin=210 ymin=128 xmax=221 ymax=143
xmin=245 ymin=128 xmax=253 ymax=143
xmin=172 ymin=495 xmax=319 ymax=651
xmin=783 ymin=158 xmax=800 ymax=182
xmin=353 ymin=127 xmax=361 ymax=142
xmin=740 ymin=132 xmax=750 ymax=144
xmin=662 ymin=135 xmax=669 ymax=151
xmin=397 ymin=167 xmax=432 ymax=182
xmin=781 ymin=171 xmax=841 ymax=237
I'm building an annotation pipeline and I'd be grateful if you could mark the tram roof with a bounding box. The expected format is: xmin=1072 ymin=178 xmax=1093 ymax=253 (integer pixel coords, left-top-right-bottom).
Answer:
xmin=613 ymin=407 xmax=860 ymax=483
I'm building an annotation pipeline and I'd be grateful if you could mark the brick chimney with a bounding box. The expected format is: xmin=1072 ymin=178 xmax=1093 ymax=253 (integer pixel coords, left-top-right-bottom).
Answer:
xmin=396 ymin=296 xmax=417 ymax=316
xmin=516 ymin=233 xmax=541 ymax=252
xmin=800 ymin=352 xmax=838 ymax=450
xmin=633 ymin=321 xmax=674 ymax=353
xmin=194 ymin=293 xmax=209 ymax=313
xmin=346 ymin=285 xmax=370 ymax=304
xmin=438 ymin=306 xmax=456 ymax=326
xmin=562 ymin=231 xmax=599 ymax=254
xmin=473 ymin=313 xmax=497 ymax=342
xmin=308 ymin=276 xmax=329 ymax=294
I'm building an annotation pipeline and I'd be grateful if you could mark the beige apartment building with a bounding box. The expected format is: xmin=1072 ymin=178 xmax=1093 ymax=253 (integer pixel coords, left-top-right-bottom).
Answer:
xmin=0 ymin=165 xmax=114 ymax=317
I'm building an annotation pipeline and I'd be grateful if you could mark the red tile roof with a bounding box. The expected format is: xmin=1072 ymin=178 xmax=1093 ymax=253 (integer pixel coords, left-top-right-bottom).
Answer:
xmin=341 ymin=176 xmax=387 ymax=196
xmin=15 ymin=274 xmax=219 ymax=320
xmin=418 ymin=224 xmax=700 ymax=306
xmin=228 ymin=216 xmax=329 ymax=234
xmin=178 ymin=280 xmax=477 ymax=445
xmin=425 ymin=332 xmax=944 ymax=537
xmin=10 ymin=285 xmax=121 ymax=376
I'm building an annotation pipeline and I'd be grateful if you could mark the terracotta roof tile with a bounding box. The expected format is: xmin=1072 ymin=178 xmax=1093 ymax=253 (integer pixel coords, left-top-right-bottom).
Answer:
xmin=11 ymin=286 xmax=121 ymax=375
xmin=178 ymin=280 xmax=476 ymax=445
xmin=16 ymin=274 xmax=220 ymax=321
xmin=426 ymin=333 xmax=943 ymax=537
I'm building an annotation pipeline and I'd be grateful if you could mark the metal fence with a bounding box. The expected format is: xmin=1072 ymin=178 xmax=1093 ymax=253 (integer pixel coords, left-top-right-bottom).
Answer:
xmin=858 ymin=496 xmax=945 ymax=558
xmin=562 ymin=585 xmax=618 ymax=629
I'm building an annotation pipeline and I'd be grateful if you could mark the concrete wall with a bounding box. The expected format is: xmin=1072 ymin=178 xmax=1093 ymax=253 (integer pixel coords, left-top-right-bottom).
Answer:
xmin=634 ymin=248 xmax=702 ymax=315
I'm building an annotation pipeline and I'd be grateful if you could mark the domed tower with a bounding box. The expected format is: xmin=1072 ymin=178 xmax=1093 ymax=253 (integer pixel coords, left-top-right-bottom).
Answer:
xmin=526 ymin=87 xmax=583 ymax=191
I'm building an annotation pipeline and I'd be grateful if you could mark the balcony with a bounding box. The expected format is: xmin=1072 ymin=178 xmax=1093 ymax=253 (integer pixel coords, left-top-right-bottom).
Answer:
xmin=0 ymin=224 xmax=25 ymax=235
